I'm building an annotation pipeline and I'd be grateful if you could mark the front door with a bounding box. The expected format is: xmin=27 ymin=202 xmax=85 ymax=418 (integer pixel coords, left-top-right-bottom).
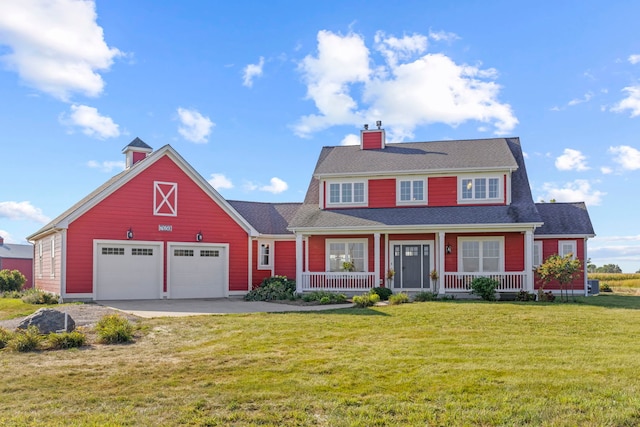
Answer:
xmin=393 ymin=244 xmax=431 ymax=289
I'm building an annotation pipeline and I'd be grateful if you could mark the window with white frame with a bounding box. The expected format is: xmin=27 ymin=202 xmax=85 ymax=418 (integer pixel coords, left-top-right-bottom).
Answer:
xmin=398 ymin=178 xmax=426 ymax=204
xmin=559 ymin=240 xmax=577 ymax=259
xmin=459 ymin=176 xmax=502 ymax=203
xmin=50 ymin=237 xmax=55 ymax=278
xmin=533 ymin=241 xmax=543 ymax=267
xmin=326 ymin=239 xmax=367 ymax=272
xmin=258 ymin=241 xmax=272 ymax=269
xmin=38 ymin=241 xmax=43 ymax=279
xmin=459 ymin=237 xmax=503 ymax=272
xmin=327 ymin=181 xmax=366 ymax=206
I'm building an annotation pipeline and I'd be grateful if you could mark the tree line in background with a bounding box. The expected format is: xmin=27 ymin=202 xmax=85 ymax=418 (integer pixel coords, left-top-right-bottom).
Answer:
xmin=586 ymin=260 xmax=640 ymax=274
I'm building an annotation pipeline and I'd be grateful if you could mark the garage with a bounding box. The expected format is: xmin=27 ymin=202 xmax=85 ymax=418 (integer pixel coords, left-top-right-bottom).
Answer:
xmin=95 ymin=241 xmax=163 ymax=300
xmin=168 ymin=243 xmax=227 ymax=298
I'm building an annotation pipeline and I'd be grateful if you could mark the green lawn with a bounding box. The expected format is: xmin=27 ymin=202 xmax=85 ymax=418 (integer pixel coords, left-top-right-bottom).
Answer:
xmin=0 ymin=298 xmax=62 ymax=320
xmin=2 ymin=296 xmax=640 ymax=426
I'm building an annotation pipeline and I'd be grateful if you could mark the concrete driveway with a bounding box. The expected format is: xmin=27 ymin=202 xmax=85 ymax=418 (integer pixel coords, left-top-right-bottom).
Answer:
xmin=99 ymin=298 xmax=353 ymax=318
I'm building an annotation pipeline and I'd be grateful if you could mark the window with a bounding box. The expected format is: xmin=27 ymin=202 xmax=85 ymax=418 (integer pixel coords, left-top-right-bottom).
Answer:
xmin=258 ymin=241 xmax=272 ymax=269
xmin=459 ymin=237 xmax=503 ymax=272
xmin=50 ymin=237 xmax=55 ymax=278
xmin=459 ymin=176 xmax=502 ymax=202
xmin=326 ymin=239 xmax=367 ymax=272
xmin=173 ymin=249 xmax=192 ymax=257
xmin=327 ymin=182 xmax=366 ymax=206
xmin=133 ymin=248 xmax=154 ymax=256
xmin=559 ymin=240 xmax=577 ymax=259
xmin=200 ymin=250 xmax=219 ymax=257
xmin=38 ymin=241 xmax=43 ymax=278
xmin=398 ymin=178 xmax=426 ymax=204
xmin=533 ymin=241 xmax=543 ymax=267
xmin=102 ymin=247 xmax=125 ymax=255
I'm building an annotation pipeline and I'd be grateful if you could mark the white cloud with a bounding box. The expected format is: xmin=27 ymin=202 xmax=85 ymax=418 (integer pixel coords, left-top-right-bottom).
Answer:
xmin=242 ymin=56 xmax=265 ymax=87
xmin=177 ymin=107 xmax=214 ymax=143
xmin=61 ymin=104 xmax=120 ymax=139
xmin=567 ymin=91 xmax=593 ymax=106
xmin=86 ymin=159 xmax=125 ymax=172
xmin=0 ymin=229 xmax=17 ymax=243
xmin=611 ymin=86 xmax=640 ymax=117
xmin=260 ymin=177 xmax=288 ymax=194
xmin=208 ymin=173 xmax=233 ymax=190
xmin=341 ymin=134 xmax=360 ymax=145
xmin=293 ymin=30 xmax=517 ymax=139
xmin=0 ymin=0 xmax=121 ymax=100
xmin=609 ymin=145 xmax=640 ymax=170
xmin=428 ymin=30 xmax=460 ymax=42
xmin=0 ymin=201 xmax=50 ymax=223
xmin=243 ymin=181 xmax=258 ymax=191
xmin=629 ymin=54 xmax=640 ymax=65
xmin=555 ymin=148 xmax=589 ymax=171
xmin=539 ymin=180 xmax=605 ymax=206
xmin=600 ymin=166 xmax=613 ymax=174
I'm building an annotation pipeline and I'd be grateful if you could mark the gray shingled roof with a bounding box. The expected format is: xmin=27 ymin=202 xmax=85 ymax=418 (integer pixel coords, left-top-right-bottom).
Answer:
xmin=534 ymin=202 xmax=595 ymax=236
xmin=228 ymin=201 xmax=301 ymax=235
xmin=0 ymin=242 xmax=33 ymax=260
xmin=124 ymin=137 xmax=152 ymax=150
xmin=314 ymin=137 xmax=519 ymax=176
xmin=290 ymin=137 xmax=543 ymax=230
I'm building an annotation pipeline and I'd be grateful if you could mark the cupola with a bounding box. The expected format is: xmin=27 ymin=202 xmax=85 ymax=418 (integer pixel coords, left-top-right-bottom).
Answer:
xmin=122 ymin=137 xmax=153 ymax=168
xmin=360 ymin=121 xmax=385 ymax=150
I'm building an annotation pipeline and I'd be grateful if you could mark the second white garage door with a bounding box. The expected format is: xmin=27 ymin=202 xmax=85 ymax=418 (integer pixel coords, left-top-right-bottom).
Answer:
xmin=168 ymin=243 xmax=227 ymax=298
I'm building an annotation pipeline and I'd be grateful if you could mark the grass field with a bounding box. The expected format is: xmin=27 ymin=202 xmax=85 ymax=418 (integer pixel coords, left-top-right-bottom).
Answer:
xmin=589 ymin=273 xmax=640 ymax=295
xmin=2 ymin=296 xmax=640 ymax=426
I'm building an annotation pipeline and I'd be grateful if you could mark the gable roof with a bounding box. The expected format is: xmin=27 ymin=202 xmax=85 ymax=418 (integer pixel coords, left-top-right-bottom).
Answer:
xmin=227 ymin=201 xmax=301 ymax=235
xmin=27 ymin=144 xmax=258 ymax=240
xmin=289 ymin=137 xmax=543 ymax=231
xmin=534 ymin=202 xmax=595 ymax=237
xmin=313 ymin=137 xmax=519 ymax=177
xmin=124 ymin=137 xmax=152 ymax=150
xmin=0 ymin=242 xmax=33 ymax=260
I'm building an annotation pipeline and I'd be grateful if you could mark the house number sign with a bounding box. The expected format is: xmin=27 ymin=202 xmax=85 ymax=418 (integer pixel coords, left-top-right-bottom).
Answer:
xmin=158 ymin=225 xmax=173 ymax=232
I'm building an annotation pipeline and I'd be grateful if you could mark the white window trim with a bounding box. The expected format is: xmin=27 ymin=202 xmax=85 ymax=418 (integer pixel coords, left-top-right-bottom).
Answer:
xmin=325 ymin=238 xmax=369 ymax=272
xmin=325 ymin=180 xmax=368 ymax=208
xmin=396 ymin=177 xmax=428 ymax=206
xmin=50 ymin=237 xmax=55 ymax=279
xmin=457 ymin=236 xmax=505 ymax=272
xmin=533 ymin=241 xmax=543 ymax=268
xmin=258 ymin=240 xmax=273 ymax=270
xmin=457 ymin=174 xmax=504 ymax=204
xmin=38 ymin=241 xmax=43 ymax=279
xmin=559 ymin=240 xmax=577 ymax=260
xmin=153 ymin=181 xmax=178 ymax=217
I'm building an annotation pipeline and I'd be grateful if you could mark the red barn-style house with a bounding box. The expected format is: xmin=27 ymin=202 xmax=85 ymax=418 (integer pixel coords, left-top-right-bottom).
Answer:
xmin=28 ymin=130 xmax=594 ymax=301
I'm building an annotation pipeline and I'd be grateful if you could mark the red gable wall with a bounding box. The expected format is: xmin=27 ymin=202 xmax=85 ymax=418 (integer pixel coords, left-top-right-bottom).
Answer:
xmin=65 ymin=155 xmax=250 ymax=295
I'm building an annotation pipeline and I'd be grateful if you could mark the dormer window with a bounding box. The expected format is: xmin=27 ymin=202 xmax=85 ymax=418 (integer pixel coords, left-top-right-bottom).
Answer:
xmin=458 ymin=175 xmax=503 ymax=203
xmin=327 ymin=181 xmax=366 ymax=206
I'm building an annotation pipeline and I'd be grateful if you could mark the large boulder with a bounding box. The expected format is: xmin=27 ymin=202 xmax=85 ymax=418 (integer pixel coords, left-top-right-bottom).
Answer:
xmin=17 ymin=308 xmax=76 ymax=333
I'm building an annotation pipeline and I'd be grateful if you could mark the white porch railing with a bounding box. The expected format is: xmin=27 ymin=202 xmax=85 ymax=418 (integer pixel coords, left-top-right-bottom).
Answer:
xmin=301 ymin=272 xmax=377 ymax=291
xmin=443 ymin=272 xmax=527 ymax=292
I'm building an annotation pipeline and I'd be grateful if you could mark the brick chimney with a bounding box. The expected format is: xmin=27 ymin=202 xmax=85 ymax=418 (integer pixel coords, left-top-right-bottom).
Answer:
xmin=122 ymin=137 xmax=153 ymax=169
xmin=360 ymin=121 xmax=385 ymax=150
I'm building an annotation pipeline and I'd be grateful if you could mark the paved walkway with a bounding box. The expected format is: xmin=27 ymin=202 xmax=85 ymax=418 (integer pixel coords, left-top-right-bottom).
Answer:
xmin=99 ymin=298 xmax=353 ymax=318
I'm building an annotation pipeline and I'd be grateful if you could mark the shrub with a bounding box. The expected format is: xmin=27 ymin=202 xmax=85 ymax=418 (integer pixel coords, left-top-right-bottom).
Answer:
xmin=1 ymin=290 xmax=23 ymax=299
xmin=388 ymin=293 xmax=409 ymax=305
xmin=515 ymin=290 xmax=536 ymax=301
xmin=352 ymin=292 xmax=380 ymax=308
xmin=0 ymin=327 xmax=12 ymax=349
xmin=413 ymin=291 xmax=439 ymax=302
xmin=48 ymin=330 xmax=87 ymax=350
xmin=302 ymin=291 xmax=347 ymax=304
xmin=539 ymin=291 xmax=556 ymax=302
xmin=470 ymin=277 xmax=499 ymax=301
xmin=370 ymin=287 xmax=393 ymax=301
xmin=600 ymin=282 xmax=613 ymax=293
xmin=96 ymin=314 xmax=134 ymax=344
xmin=7 ymin=326 xmax=42 ymax=352
xmin=0 ymin=269 xmax=26 ymax=292
xmin=244 ymin=276 xmax=296 ymax=301
xmin=21 ymin=289 xmax=59 ymax=305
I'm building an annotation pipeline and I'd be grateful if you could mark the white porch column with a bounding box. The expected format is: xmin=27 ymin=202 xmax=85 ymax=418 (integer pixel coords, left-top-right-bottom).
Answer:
xmin=374 ymin=233 xmax=381 ymax=287
xmin=295 ymin=233 xmax=303 ymax=293
xmin=524 ymin=230 xmax=533 ymax=292
xmin=438 ymin=231 xmax=446 ymax=295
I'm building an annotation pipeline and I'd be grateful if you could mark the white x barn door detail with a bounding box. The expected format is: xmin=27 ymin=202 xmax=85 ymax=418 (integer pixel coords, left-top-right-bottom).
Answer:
xmin=154 ymin=181 xmax=178 ymax=216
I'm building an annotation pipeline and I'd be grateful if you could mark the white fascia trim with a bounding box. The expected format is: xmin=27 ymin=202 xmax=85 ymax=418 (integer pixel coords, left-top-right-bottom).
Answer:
xmin=314 ymin=166 xmax=516 ymax=179
xmin=290 ymin=223 xmax=543 ymax=235
xmin=534 ymin=234 xmax=594 ymax=239
xmin=252 ymin=234 xmax=296 ymax=241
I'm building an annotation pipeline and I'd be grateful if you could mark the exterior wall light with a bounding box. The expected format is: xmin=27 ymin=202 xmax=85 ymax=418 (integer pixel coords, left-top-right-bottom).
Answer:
xmin=446 ymin=243 xmax=452 ymax=254
xmin=126 ymin=228 xmax=134 ymax=240
xmin=196 ymin=231 xmax=203 ymax=242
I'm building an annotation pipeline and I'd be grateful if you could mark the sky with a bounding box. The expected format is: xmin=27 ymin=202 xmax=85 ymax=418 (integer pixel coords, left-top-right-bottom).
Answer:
xmin=1 ymin=0 xmax=640 ymax=272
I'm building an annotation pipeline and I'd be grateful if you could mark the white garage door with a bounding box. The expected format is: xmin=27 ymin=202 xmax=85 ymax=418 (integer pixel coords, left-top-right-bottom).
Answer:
xmin=95 ymin=242 xmax=163 ymax=300
xmin=168 ymin=244 xmax=227 ymax=298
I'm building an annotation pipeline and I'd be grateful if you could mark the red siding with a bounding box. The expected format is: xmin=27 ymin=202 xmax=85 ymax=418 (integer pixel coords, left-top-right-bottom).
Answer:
xmin=65 ymin=155 xmax=250 ymax=295
xmin=534 ymin=238 xmax=586 ymax=291
xmin=362 ymin=131 xmax=384 ymax=149
xmin=428 ymin=177 xmax=457 ymax=206
xmin=369 ymin=179 xmax=395 ymax=208
xmin=2 ymin=258 xmax=34 ymax=290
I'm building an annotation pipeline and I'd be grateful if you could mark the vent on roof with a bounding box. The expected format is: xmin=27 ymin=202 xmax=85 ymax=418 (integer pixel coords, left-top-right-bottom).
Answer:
xmin=361 ymin=121 xmax=385 ymax=150
xmin=122 ymin=137 xmax=153 ymax=168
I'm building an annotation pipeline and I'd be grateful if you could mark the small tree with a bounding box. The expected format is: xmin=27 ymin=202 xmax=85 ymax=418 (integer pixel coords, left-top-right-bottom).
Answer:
xmin=536 ymin=254 xmax=581 ymax=302
xmin=0 ymin=269 xmax=26 ymax=292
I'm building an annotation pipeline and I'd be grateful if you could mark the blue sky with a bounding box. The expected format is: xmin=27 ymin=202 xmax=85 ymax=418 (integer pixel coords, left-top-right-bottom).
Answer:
xmin=1 ymin=1 xmax=639 ymax=271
